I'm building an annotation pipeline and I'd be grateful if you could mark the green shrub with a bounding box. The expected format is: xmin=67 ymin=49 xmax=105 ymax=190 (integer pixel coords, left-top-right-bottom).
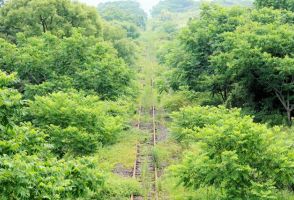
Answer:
xmin=24 ymin=76 xmax=74 ymax=99
xmin=0 ymin=70 xmax=22 ymax=127
xmin=160 ymin=90 xmax=197 ymax=112
xmin=171 ymin=106 xmax=242 ymax=144
xmin=0 ymin=123 xmax=47 ymax=155
xmin=172 ymin=106 xmax=294 ymax=199
xmin=26 ymin=91 xmax=127 ymax=155
xmin=101 ymin=176 xmax=141 ymax=199
xmin=48 ymin=125 xmax=99 ymax=157
xmin=0 ymin=154 xmax=110 ymax=199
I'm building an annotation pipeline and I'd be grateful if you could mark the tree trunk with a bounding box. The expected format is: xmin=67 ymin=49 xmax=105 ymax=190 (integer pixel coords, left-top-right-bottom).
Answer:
xmin=40 ymin=15 xmax=47 ymax=33
xmin=287 ymin=109 xmax=292 ymax=126
xmin=274 ymin=89 xmax=293 ymax=126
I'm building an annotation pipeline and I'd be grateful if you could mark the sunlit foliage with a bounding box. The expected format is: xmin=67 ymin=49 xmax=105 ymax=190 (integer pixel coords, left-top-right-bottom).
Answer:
xmin=0 ymin=0 xmax=102 ymax=42
xmin=172 ymin=106 xmax=294 ymax=199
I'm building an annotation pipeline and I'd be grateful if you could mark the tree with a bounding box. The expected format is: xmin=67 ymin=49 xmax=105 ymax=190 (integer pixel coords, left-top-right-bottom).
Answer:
xmin=0 ymin=0 xmax=102 ymax=41
xmin=102 ymin=21 xmax=138 ymax=65
xmin=162 ymin=5 xmax=294 ymax=125
xmin=165 ymin=5 xmax=246 ymax=93
xmin=212 ymin=0 xmax=253 ymax=7
xmin=98 ymin=1 xmax=147 ymax=29
xmin=0 ymin=1 xmax=142 ymax=199
xmin=0 ymin=31 xmax=132 ymax=99
xmin=211 ymin=22 xmax=294 ymax=125
xmin=113 ymin=38 xmax=137 ymax=65
xmin=151 ymin=0 xmax=198 ymax=16
xmin=255 ymin=0 xmax=294 ymax=11
xmin=0 ymin=70 xmax=21 ymax=128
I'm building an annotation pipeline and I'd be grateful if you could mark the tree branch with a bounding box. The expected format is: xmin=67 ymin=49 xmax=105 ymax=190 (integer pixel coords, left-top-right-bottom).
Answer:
xmin=274 ymin=89 xmax=288 ymax=110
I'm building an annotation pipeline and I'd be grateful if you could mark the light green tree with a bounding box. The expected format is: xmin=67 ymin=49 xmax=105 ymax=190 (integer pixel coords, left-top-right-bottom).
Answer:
xmin=0 ymin=0 xmax=102 ymax=41
xmin=172 ymin=106 xmax=294 ymax=199
xmin=255 ymin=0 xmax=294 ymax=11
xmin=0 ymin=70 xmax=21 ymax=128
xmin=0 ymin=31 xmax=132 ymax=99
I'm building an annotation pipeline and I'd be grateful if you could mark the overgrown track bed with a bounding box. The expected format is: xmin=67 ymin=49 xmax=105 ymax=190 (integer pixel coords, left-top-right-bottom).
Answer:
xmin=131 ymin=106 xmax=159 ymax=200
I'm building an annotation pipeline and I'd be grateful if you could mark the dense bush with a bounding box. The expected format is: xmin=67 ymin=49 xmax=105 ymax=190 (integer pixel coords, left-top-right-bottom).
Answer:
xmin=171 ymin=106 xmax=242 ymax=143
xmin=23 ymin=76 xmax=74 ymax=99
xmin=26 ymin=91 xmax=128 ymax=156
xmin=172 ymin=106 xmax=294 ymax=199
xmin=160 ymin=90 xmax=197 ymax=112
xmin=103 ymin=20 xmax=141 ymax=40
xmin=0 ymin=154 xmax=124 ymax=199
xmin=0 ymin=71 xmax=22 ymax=127
xmin=0 ymin=123 xmax=47 ymax=156
xmin=113 ymin=38 xmax=137 ymax=66
xmin=0 ymin=86 xmax=137 ymax=199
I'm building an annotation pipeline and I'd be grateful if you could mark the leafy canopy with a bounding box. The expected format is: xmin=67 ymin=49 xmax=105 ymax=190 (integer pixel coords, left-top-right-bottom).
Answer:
xmin=0 ymin=0 xmax=102 ymax=41
xmin=98 ymin=0 xmax=147 ymax=29
xmin=0 ymin=31 xmax=132 ymax=99
xmin=161 ymin=4 xmax=294 ymax=125
xmin=0 ymin=70 xmax=21 ymax=128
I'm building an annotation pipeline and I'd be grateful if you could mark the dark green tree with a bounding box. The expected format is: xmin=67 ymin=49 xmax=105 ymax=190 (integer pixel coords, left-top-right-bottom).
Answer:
xmin=212 ymin=22 xmax=294 ymax=125
xmin=163 ymin=4 xmax=294 ymax=125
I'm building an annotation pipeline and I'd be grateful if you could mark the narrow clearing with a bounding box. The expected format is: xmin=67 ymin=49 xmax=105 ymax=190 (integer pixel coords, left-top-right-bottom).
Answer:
xmin=131 ymin=35 xmax=168 ymax=199
xmin=132 ymin=106 xmax=158 ymax=200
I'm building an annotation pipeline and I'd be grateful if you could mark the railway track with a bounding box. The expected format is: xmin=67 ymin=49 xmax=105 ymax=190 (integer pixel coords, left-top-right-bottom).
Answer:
xmin=131 ymin=88 xmax=159 ymax=199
